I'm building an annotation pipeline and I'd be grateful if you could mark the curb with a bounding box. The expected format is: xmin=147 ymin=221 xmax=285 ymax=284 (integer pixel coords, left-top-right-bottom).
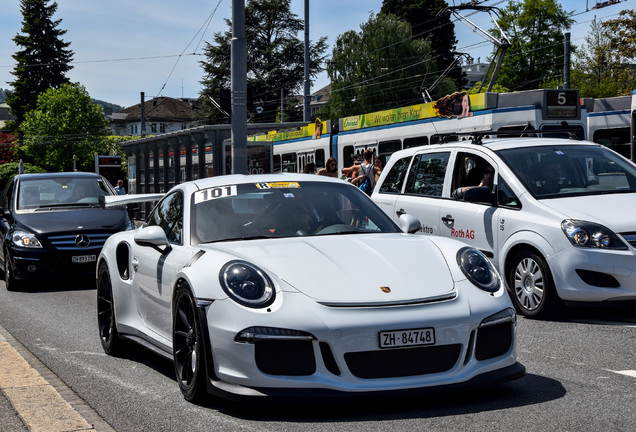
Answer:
xmin=0 ymin=324 xmax=115 ymax=432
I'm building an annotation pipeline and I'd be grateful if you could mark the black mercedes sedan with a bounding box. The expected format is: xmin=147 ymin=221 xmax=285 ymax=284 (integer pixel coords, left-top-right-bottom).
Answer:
xmin=0 ymin=172 xmax=134 ymax=290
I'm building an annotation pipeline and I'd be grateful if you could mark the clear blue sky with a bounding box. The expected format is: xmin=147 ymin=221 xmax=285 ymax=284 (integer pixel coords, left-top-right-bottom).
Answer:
xmin=0 ymin=0 xmax=633 ymax=109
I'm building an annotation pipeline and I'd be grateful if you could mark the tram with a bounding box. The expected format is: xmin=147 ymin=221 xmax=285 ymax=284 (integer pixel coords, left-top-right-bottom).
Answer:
xmin=255 ymin=88 xmax=587 ymax=174
xmin=585 ymin=93 xmax=632 ymax=160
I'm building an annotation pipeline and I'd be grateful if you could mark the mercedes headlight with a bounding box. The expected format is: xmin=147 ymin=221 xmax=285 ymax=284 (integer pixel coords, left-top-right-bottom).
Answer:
xmin=219 ymin=261 xmax=275 ymax=308
xmin=561 ymin=220 xmax=626 ymax=250
xmin=12 ymin=230 xmax=42 ymax=248
xmin=457 ymin=247 xmax=500 ymax=292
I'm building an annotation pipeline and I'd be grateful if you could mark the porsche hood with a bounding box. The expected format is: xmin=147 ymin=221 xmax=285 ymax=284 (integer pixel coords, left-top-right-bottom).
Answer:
xmin=211 ymin=234 xmax=457 ymax=305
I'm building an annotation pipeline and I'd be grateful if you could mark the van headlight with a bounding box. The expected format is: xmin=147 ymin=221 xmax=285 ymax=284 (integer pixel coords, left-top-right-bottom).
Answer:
xmin=561 ymin=220 xmax=627 ymax=250
xmin=220 ymin=261 xmax=275 ymax=308
xmin=457 ymin=247 xmax=500 ymax=292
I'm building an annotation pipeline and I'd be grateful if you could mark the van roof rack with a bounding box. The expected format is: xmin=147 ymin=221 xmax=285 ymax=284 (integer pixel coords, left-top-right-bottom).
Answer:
xmin=433 ymin=123 xmax=582 ymax=146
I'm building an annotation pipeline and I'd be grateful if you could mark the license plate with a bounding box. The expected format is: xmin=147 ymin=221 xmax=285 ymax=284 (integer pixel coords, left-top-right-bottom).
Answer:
xmin=72 ymin=255 xmax=96 ymax=263
xmin=379 ymin=327 xmax=435 ymax=349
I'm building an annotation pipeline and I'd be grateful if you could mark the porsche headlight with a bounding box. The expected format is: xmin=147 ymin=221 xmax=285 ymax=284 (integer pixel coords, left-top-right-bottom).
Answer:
xmin=561 ymin=220 xmax=626 ymax=250
xmin=12 ymin=230 xmax=42 ymax=248
xmin=220 ymin=261 xmax=275 ymax=308
xmin=457 ymin=247 xmax=500 ymax=292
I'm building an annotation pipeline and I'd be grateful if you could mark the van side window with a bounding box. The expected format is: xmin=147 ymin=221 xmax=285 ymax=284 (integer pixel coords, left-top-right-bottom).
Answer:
xmin=404 ymin=152 xmax=450 ymax=197
xmin=498 ymin=178 xmax=521 ymax=209
xmin=452 ymin=153 xmax=492 ymax=193
xmin=378 ymin=156 xmax=411 ymax=194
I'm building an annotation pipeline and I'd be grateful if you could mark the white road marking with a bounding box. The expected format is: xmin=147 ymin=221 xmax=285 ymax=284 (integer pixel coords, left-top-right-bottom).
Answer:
xmin=609 ymin=370 xmax=636 ymax=378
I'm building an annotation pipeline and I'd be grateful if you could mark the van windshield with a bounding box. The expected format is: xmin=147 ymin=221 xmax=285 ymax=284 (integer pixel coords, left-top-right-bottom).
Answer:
xmin=496 ymin=144 xmax=636 ymax=199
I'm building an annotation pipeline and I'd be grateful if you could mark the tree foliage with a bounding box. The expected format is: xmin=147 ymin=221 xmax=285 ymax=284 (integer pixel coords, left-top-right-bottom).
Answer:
xmin=0 ymin=162 xmax=45 ymax=193
xmin=602 ymin=9 xmax=636 ymax=63
xmin=381 ymin=0 xmax=466 ymax=90
xmin=0 ymin=133 xmax=18 ymax=164
xmin=197 ymin=0 xmax=328 ymax=124
xmin=492 ymin=0 xmax=573 ymax=91
xmin=324 ymin=13 xmax=436 ymax=121
xmin=569 ymin=17 xmax=633 ymax=98
xmin=19 ymin=83 xmax=111 ymax=172
xmin=6 ymin=0 xmax=74 ymax=127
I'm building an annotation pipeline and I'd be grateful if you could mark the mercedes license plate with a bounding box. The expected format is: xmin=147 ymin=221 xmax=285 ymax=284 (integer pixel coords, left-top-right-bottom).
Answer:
xmin=379 ymin=327 xmax=435 ymax=349
xmin=72 ymin=255 xmax=96 ymax=263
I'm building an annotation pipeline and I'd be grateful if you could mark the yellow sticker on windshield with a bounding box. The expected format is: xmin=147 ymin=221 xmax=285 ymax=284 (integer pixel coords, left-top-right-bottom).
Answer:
xmin=255 ymin=182 xmax=300 ymax=189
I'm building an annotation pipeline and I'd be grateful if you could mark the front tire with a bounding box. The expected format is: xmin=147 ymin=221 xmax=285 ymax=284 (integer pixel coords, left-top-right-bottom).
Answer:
xmin=173 ymin=282 xmax=206 ymax=402
xmin=4 ymin=250 xmax=20 ymax=292
xmin=97 ymin=262 xmax=123 ymax=355
xmin=508 ymin=250 xmax=561 ymax=319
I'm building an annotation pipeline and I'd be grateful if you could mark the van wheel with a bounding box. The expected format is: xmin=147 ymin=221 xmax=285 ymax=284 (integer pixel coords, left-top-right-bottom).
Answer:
xmin=508 ymin=250 xmax=561 ymax=319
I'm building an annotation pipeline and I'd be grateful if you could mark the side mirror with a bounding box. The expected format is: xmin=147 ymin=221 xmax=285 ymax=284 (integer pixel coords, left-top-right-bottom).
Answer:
xmin=398 ymin=213 xmax=422 ymax=234
xmin=134 ymin=226 xmax=172 ymax=253
xmin=463 ymin=186 xmax=496 ymax=206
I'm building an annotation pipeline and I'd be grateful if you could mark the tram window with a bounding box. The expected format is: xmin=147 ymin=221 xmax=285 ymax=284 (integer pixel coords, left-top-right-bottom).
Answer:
xmin=431 ymin=135 xmax=458 ymax=144
xmin=343 ymin=145 xmax=354 ymax=168
xmin=378 ymin=140 xmax=401 ymax=155
xmin=273 ymin=155 xmax=281 ymax=173
xmin=541 ymin=124 xmax=584 ymax=140
xmin=404 ymin=152 xmax=450 ymax=197
xmin=282 ymin=153 xmax=297 ymax=173
xmin=497 ymin=125 xmax=537 ymax=137
xmin=593 ymin=128 xmax=631 ymax=160
xmin=315 ymin=149 xmax=326 ymax=168
xmin=403 ymin=136 xmax=428 ymax=149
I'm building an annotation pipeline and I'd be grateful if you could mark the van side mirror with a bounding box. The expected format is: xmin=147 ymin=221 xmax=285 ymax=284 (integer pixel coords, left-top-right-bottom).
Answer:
xmin=463 ymin=186 xmax=496 ymax=206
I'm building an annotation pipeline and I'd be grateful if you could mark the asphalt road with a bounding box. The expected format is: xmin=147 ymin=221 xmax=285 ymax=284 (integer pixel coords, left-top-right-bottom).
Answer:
xmin=0 ymin=277 xmax=634 ymax=431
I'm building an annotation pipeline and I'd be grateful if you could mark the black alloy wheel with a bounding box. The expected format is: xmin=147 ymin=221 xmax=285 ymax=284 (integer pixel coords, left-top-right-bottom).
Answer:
xmin=3 ymin=250 xmax=20 ymax=292
xmin=173 ymin=282 xmax=206 ymax=401
xmin=97 ymin=262 xmax=122 ymax=355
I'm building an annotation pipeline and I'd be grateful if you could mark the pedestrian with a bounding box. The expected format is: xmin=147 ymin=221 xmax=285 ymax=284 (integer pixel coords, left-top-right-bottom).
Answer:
xmin=374 ymin=155 xmax=385 ymax=184
xmin=303 ymin=162 xmax=316 ymax=174
xmin=342 ymin=149 xmax=381 ymax=194
xmin=317 ymin=157 xmax=338 ymax=177
xmin=114 ymin=179 xmax=126 ymax=195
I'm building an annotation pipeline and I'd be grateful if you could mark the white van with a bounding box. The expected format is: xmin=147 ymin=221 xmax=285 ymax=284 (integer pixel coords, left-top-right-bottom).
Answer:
xmin=372 ymin=137 xmax=636 ymax=318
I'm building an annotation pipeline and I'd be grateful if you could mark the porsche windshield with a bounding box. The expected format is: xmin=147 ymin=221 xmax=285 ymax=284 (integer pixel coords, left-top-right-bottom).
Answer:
xmin=191 ymin=180 xmax=401 ymax=244
xmin=496 ymin=144 xmax=636 ymax=199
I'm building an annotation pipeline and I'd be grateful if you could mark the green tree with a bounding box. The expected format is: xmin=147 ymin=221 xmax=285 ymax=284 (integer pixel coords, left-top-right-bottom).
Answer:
xmin=325 ymin=13 xmax=435 ymax=120
xmin=197 ymin=0 xmax=328 ymax=124
xmin=570 ymin=18 xmax=632 ymax=98
xmin=6 ymin=0 xmax=74 ymax=127
xmin=466 ymin=82 xmax=510 ymax=94
xmin=492 ymin=0 xmax=573 ymax=91
xmin=602 ymin=9 xmax=636 ymax=64
xmin=381 ymin=0 xmax=466 ymax=91
xmin=19 ymin=83 xmax=110 ymax=172
xmin=0 ymin=162 xmax=45 ymax=193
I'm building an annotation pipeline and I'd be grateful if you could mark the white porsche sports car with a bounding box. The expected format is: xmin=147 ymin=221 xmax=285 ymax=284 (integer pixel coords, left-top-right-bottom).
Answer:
xmin=97 ymin=174 xmax=524 ymax=402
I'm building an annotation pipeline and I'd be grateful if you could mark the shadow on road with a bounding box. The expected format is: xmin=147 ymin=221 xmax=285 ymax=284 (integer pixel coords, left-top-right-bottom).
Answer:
xmin=196 ymin=373 xmax=564 ymax=422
